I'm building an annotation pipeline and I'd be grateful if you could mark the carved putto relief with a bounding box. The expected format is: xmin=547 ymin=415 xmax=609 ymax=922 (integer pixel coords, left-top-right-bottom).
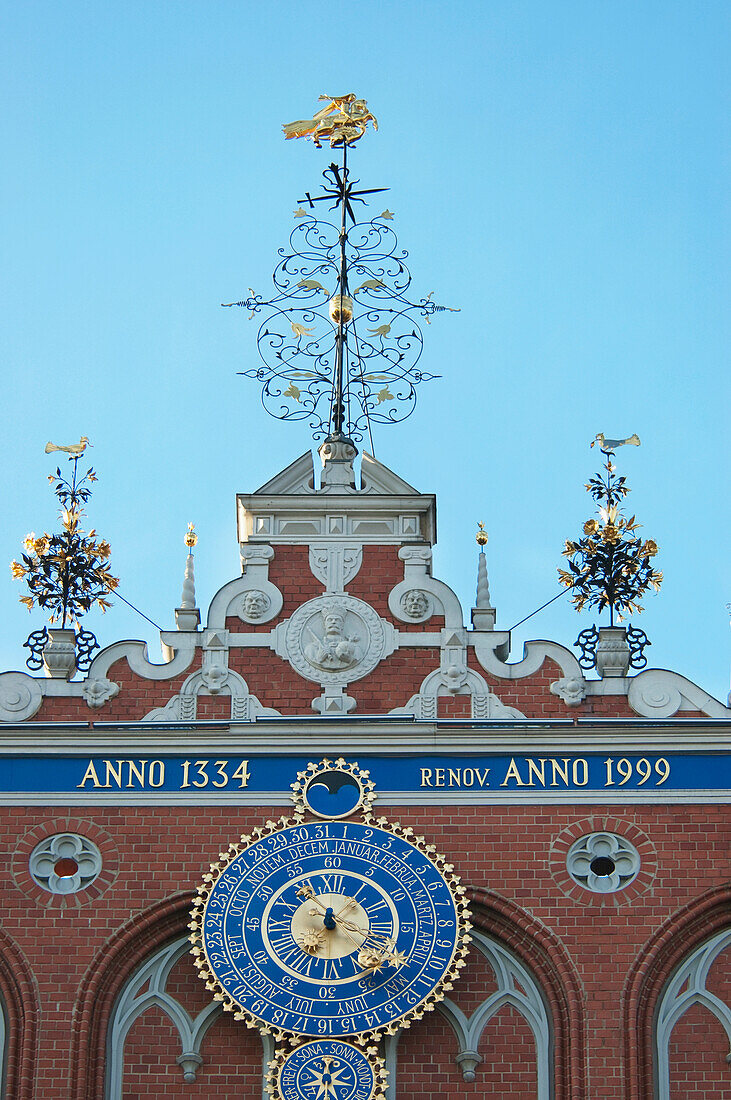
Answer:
xmin=283 ymin=595 xmax=388 ymax=685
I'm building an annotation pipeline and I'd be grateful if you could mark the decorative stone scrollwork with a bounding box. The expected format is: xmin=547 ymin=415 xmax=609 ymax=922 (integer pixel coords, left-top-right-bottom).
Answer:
xmin=391 ymin=665 xmax=526 ymax=721
xmin=82 ymin=677 xmax=120 ymax=709
xmin=627 ymin=670 xmax=683 ymax=718
xmin=0 ymin=671 xmax=42 ymax=723
xmin=143 ymin=667 xmax=279 ymax=722
xmin=308 ymin=544 xmax=363 ymax=591
xmin=550 ymin=675 xmax=587 ymax=707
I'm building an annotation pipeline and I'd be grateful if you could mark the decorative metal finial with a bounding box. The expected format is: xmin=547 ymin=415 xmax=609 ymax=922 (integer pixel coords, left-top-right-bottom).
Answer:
xmin=225 ymin=94 xmax=459 ymax=450
xmin=476 ymin=522 xmax=488 ymax=548
xmin=12 ymin=441 xmax=118 ymax=672
xmin=184 ymin=522 xmax=198 ymax=549
xmin=559 ymin=438 xmax=661 ymax=669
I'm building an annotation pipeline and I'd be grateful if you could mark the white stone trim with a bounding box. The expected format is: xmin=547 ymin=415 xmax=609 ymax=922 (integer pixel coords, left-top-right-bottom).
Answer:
xmin=391 ymin=661 xmax=526 ymax=721
xmin=143 ymin=667 xmax=279 ymax=722
xmin=0 ymin=671 xmax=43 ymax=722
xmin=87 ymin=635 xmax=198 ymax=683
xmin=104 ymin=936 xmax=270 ymax=1098
xmin=308 ymin=544 xmax=363 ymax=592
xmin=385 ymin=930 xmax=551 ymax=1098
xmin=472 ymin=634 xmax=584 ymax=683
xmin=654 ymin=928 xmax=731 ymax=1100
xmin=388 ymin=545 xmax=465 ymax=629
xmin=628 ymin=669 xmax=731 ymax=719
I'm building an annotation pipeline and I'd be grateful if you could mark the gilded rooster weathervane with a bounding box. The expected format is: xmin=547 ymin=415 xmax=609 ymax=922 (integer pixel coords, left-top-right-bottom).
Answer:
xmin=224 ymin=94 xmax=458 ymax=451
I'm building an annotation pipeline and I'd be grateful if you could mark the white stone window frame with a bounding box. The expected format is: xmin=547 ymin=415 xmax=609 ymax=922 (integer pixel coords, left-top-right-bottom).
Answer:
xmin=105 ymin=937 xmax=275 ymax=1099
xmin=654 ymin=927 xmax=731 ymax=1100
xmin=565 ymin=831 xmax=641 ymax=894
xmin=106 ymin=932 xmax=551 ymax=1099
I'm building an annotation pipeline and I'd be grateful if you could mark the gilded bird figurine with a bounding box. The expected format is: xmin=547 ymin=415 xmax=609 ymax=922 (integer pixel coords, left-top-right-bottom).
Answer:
xmin=591 ymin=433 xmax=641 ymax=454
xmin=45 ymin=435 xmax=91 ymax=456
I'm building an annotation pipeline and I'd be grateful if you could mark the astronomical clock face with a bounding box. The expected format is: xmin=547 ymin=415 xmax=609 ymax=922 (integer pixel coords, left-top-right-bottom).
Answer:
xmin=190 ymin=759 xmax=471 ymax=1100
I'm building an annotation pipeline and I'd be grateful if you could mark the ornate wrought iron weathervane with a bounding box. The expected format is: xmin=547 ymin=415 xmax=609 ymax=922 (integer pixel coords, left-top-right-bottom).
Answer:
xmin=224 ymin=93 xmax=458 ymax=452
xmin=558 ymin=434 xmax=662 ymax=671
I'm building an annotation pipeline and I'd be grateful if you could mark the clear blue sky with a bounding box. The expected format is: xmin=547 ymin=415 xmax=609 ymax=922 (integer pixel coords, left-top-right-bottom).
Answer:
xmin=2 ymin=2 xmax=729 ymax=704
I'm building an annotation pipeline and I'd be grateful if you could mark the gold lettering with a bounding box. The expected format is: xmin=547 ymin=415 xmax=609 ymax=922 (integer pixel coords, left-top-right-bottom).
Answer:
xmin=500 ymin=758 xmax=526 ymax=786
xmin=434 ymin=768 xmax=445 ymax=787
xmin=148 ymin=761 xmax=165 ymax=787
xmin=420 ymin=769 xmax=433 ymax=787
xmin=448 ymin=768 xmax=461 ymax=787
xmin=126 ymin=760 xmax=147 ymax=788
xmin=526 ymin=758 xmax=547 ymax=787
xmin=77 ymin=759 xmax=102 ymax=788
xmin=462 ymin=768 xmax=474 ymax=787
xmin=550 ymin=758 xmax=570 ymax=786
xmin=572 ymin=758 xmax=589 ymax=786
xmin=104 ymin=760 xmax=124 ymax=788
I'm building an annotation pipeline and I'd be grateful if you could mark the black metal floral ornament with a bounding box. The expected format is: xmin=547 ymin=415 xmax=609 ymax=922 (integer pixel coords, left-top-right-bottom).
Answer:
xmin=11 ymin=441 xmax=118 ymax=669
xmin=225 ymin=94 xmax=457 ymax=446
xmin=558 ymin=437 xmax=662 ymax=669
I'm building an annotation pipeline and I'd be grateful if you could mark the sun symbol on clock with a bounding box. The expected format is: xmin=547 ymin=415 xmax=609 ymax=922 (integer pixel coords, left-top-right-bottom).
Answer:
xmin=310 ymin=1057 xmax=347 ymax=1100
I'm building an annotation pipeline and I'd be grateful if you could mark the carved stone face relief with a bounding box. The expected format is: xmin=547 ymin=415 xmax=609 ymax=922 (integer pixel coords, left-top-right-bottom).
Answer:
xmin=240 ymin=589 xmax=271 ymax=622
xmin=284 ymin=595 xmax=387 ymax=685
xmin=400 ymin=589 xmax=432 ymax=620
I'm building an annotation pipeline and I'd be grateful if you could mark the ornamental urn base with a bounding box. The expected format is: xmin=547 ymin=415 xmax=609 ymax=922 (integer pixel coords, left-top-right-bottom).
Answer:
xmin=42 ymin=628 xmax=77 ymax=680
xmin=595 ymin=626 xmax=630 ymax=678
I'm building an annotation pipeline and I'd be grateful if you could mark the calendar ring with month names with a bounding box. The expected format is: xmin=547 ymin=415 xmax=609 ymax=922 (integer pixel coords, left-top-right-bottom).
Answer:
xmin=190 ymin=814 xmax=471 ymax=1042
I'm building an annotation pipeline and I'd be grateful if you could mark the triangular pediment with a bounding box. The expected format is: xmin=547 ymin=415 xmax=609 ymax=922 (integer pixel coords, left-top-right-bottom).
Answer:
xmin=360 ymin=453 xmax=420 ymax=494
xmin=255 ymin=452 xmax=315 ymax=495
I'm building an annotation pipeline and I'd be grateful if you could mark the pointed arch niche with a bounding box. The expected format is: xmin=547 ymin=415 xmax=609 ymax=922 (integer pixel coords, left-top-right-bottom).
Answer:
xmin=104 ymin=935 xmax=269 ymax=1099
xmin=386 ymin=930 xmax=553 ymax=1100
xmin=654 ymin=927 xmax=731 ymax=1100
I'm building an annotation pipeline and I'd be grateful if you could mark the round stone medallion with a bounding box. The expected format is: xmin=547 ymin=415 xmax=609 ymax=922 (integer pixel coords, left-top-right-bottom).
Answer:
xmin=284 ymin=595 xmax=386 ymax=685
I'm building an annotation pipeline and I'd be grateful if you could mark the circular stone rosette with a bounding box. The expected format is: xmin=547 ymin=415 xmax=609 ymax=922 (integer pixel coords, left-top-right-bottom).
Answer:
xmin=267 ymin=1040 xmax=387 ymax=1100
xmin=283 ymin=595 xmax=387 ymax=686
xmin=189 ymin=815 xmax=472 ymax=1043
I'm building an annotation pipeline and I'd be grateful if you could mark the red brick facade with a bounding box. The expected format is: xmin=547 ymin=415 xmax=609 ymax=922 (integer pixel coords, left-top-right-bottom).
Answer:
xmin=0 ymin=458 xmax=728 ymax=1098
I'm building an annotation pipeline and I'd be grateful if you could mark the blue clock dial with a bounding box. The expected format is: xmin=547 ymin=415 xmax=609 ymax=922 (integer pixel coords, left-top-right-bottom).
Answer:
xmin=198 ymin=820 xmax=465 ymax=1037
xmin=272 ymin=1040 xmax=381 ymax=1100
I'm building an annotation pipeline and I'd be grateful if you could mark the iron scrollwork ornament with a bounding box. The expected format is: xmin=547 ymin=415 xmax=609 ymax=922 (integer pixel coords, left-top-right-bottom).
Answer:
xmin=226 ymin=95 xmax=458 ymax=445
xmin=23 ymin=627 xmax=49 ymax=671
xmin=575 ymin=625 xmax=599 ymax=671
xmin=626 ymin=623 xmax=651 ymax=669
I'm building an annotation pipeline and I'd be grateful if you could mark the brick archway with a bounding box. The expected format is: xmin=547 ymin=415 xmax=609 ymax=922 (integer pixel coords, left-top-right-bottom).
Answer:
xmin=70 ymin=891 xmax=192 ymax=1100
xmin=468 ymin=887 xmax=586 ymax=1099
xmin=0 ymin=926 xmax=39 ymax=1100
xmin=623 ymin=883 xmax=731 ymax=1100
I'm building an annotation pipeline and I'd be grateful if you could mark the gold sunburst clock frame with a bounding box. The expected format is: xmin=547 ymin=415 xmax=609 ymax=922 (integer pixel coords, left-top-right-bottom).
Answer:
xmin=188 ymin=759 xmax=472 ymax=1049
xmin=266 ymin=1039 xmax=388 ymax=1100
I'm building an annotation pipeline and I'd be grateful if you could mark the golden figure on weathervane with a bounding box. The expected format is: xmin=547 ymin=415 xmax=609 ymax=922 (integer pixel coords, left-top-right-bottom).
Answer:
xmin=283 ymin=93 xmax=378 ymax=148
